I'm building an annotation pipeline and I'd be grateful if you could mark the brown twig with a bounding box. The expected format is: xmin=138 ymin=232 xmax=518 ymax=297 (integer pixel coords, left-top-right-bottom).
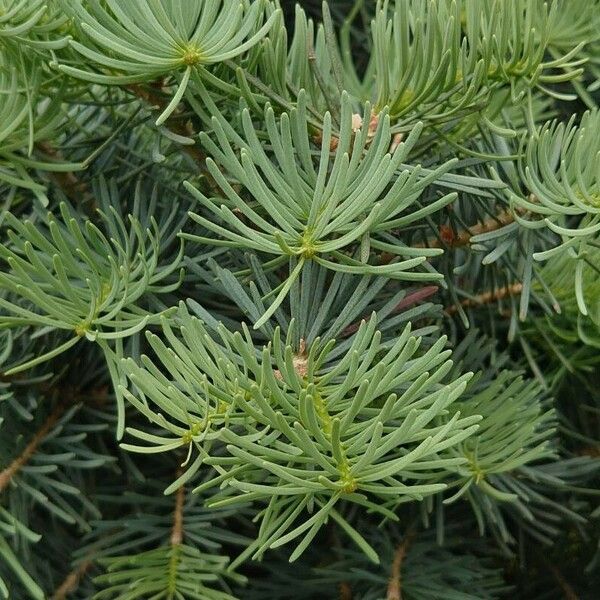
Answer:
xmin=0 ymin=380 xmax=109 ymax=493
xmin=445 ymin=282 xmax=524 ymax=315
xmin=37 ymin=143 xmax=88 ymax=197
xmin=421 ymin=209 xmax=516 ymax=249
xmin=166 ymin=478 xmax=186 ymax=594
xmin=51 ymin=559 xmax=92 ymax=600
xmin=579 ymin=445 xmax=600 ymax=458
xmin=380 ymin=209 xmax=516 ymax=265
xmin=547 ymin=562 xmax=579 ymax=600
xmin=342 ymin=285 xmax=439 ymax=337
xmin=126 ymin=83 xmax=207 ymax=168
xmin=386 ymin=531 xmax=415 ymax=600
xmin=339 ymin=581 xmax=353 ymax=600
xmin=35 ymin=142 xmax=96 ymax=215
xmin=0 ymin=373 xmax=110 ymax=408
xmin=170 ymin=482 xmax=186 ymax=546
xmin=0 ymin=402 xmax=66 ymax=494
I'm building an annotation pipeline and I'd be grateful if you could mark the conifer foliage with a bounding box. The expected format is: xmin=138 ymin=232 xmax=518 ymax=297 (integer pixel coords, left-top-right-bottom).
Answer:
xmin=0 ymin=1 xmax=599 ymax=598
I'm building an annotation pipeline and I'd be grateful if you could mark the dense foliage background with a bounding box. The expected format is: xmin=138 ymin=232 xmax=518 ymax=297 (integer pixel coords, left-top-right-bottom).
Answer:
xmin=0 ymin=1 xmax=599 ymax=598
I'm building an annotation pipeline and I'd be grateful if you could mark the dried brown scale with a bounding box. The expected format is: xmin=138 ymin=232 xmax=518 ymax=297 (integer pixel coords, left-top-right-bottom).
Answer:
xmin=389 ymin=132 xmax=405 ymax=152
xmin=312 ymin=111 xmax=382 ymax=152
xmin=274 ymin=338 xmax=308 ymax=380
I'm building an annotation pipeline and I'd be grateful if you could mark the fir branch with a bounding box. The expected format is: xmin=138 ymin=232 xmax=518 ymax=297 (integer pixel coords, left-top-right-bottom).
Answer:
xmin=184 ymin=92 xmax=454 ymax=326
xmin=121 ymin=305 xmax=481 ymax=563
xmin=59 ymin=0 xmax=280 ymax=125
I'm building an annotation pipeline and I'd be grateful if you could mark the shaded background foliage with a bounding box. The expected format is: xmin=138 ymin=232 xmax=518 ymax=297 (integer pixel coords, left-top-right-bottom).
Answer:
xmin=0 ymin=1 xmax=599 ymax=599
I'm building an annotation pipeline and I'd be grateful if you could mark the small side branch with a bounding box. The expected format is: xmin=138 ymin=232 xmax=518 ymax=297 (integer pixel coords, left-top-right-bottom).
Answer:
xmin=36 ymin=142 xmax=95 ymax=216
xmin=167 ymin=479 xmax=186 ymax=595
xmin=127 ymin=83 xmax=206 ymax=168
xmin=339 ymin=581 xmax=353 ymax=600
xmin=343 ymin=286 xmax=439 ymax=336
xmin=387 ymin=531 xmax=415 ymax=600
xmin=547 ymin=561 xmax=579 ymax=600
xmin=579 ymin=445 xmax=600 ymax=458
xmin=445 ymin=282 xmax=523 ymax=315
xmin=421 ymin=209 xmax=515 ymax=249
xmin=0 ymin=402 xmax=65 ymax=494
xmin=51 ymin=559 xmax=92 ymax=600
xmin=170 ymin=482 xmax=185 ymax=546
xmin=380 ymin=209 xmax=516 ymax=265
